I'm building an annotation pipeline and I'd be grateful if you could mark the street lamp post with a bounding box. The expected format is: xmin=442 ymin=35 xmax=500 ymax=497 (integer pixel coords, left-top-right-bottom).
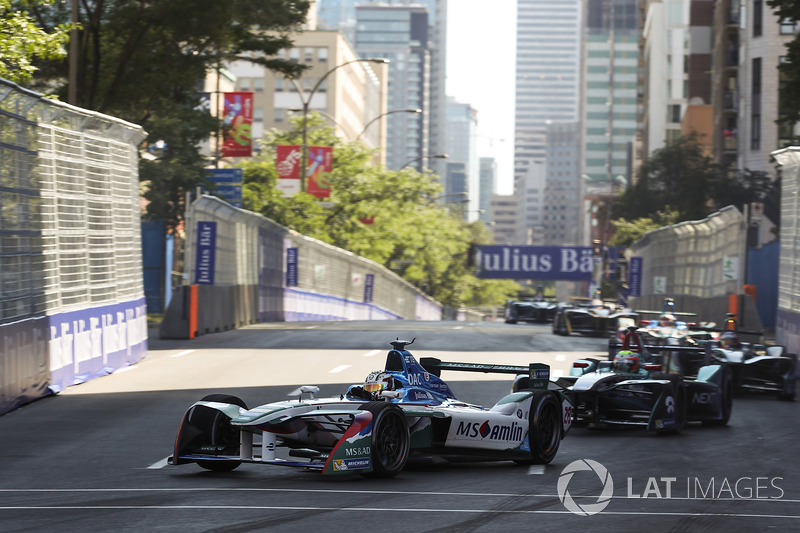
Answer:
xmin=288 ymin=57 xmax=389 ymax=192
xmin=400 ymin=153 xmax=448 ymax=171
xmin=356 ymin=108 xmax=422 ymax=141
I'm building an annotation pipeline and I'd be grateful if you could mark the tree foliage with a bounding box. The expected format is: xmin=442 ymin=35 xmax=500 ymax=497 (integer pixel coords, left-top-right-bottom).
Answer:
xmin=0 ymin=0 xmax=70 ymax=84
xmin=238 ymin=114 xmax=517 ymax=308
xmin=767 ymin=0 xmax=800 ymax=125
xmin=613 ymin=133 xmax=776 ymax=225
xmin=24 ymin=0 xmax=310 ymax=231
xmin=609 ymin=209 xmax=681 ymax=247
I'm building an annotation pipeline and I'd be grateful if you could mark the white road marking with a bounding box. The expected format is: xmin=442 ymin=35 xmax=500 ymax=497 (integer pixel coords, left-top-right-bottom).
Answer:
xmin=0 ymin=503 xmax=796 ymax=519
xmin=555 ymin=354 xmax=565 ymax=361
xmin=304 ymin=326 xmax=318 ymax=329
xmin=170 ymin=350 xmax=195 ymax=358
xmin=329 ymin=365 xmax=351 ymax=373
xmin=147 ymin=457 xmax=170 ymax=469
xmin=112 ymin=366 xmax=136 ymax=374
xmin=528 ymin=465 xmax=545 ymax=474
xmin=453 ymin=326 xmax=463 ymax=330
xmin=363 ymin=350 xmax=381 ymax=357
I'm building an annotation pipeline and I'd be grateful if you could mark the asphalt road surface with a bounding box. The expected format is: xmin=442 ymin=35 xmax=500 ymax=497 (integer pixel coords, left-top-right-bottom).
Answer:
xmin=1 ymin=320 xmax=798 ymax=532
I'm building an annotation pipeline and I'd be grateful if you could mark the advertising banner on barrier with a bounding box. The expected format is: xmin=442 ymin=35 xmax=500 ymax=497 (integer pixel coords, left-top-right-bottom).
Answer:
xmin=628 ymin=257 xmax=643 ymax=297
xmin=286 ymin=247 xmax=298 ymax=287
xmin=49 ymin=297 xmax=148 ymax=393
xmin=475 ymin=245 xmax=595 ymax=280
xmin=194 ymin=221 xmax=217 ymax=284
xmin=221 ymin=92 xmax=253 ymax=157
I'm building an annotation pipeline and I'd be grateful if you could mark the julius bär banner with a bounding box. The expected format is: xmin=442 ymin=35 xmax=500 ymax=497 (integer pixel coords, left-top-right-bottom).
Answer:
xmin=475 ymin=245 xmax=595 ymax=281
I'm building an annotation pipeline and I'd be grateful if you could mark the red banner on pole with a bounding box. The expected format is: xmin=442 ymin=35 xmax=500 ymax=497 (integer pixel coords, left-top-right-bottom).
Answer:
xmin=221 ymin=92 xmax=253 ymax=157
xmin=306 ymin=145 xmax=333 ymax=198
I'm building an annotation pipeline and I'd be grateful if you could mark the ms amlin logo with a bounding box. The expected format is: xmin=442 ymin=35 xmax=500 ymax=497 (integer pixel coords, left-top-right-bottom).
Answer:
xmin=557 ymin=459 xmax=614 ymax=516
xmin=557 ymin=458 xmax=786 ymax=516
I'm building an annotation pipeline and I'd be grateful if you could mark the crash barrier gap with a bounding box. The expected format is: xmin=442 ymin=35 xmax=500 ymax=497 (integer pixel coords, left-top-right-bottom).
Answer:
xmin=159 ymin=195 xmax=442 ymax=339
xmin=0 ymin=78 xmax=148 ymax=416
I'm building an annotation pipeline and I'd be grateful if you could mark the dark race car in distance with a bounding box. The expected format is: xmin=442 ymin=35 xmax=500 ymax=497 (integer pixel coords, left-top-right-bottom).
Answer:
xmin=552 ymin=291 xmax=638 ymax=337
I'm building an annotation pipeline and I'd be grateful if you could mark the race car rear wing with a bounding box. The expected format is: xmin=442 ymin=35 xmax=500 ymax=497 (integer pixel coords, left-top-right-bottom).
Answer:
xmin=420 ymin=358 xmax=551 ymax=390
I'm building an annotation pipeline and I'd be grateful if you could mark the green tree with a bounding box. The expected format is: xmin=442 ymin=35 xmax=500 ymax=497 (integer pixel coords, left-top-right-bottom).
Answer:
xmin=609 ymin=209 xmax=681 ymax=247
xmin=238 ymin=113 xmax=509 ymax=308
xmin=613 ymin=132 xmax=721 ymax=222
xmin=25 ymin=0 xmax=310 ymax=231
xmin=0 ymin=0 xmax=70 ymax=84
xmin=767 ymin=0 xmax=800 ymax=125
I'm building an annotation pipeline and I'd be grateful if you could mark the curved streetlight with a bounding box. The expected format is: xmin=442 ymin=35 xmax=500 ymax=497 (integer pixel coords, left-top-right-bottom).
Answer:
xmin=356 ymin=108 xmax=422 ymax=141
xmin=288 ymin=57 xmax=389 ymax=192
xmin=400 ymin=153 xmax=448 ymax=171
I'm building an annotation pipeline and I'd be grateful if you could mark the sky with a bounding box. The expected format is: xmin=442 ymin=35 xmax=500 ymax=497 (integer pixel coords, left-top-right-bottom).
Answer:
xmin=446 ymin=0 xmax=517 ymax=196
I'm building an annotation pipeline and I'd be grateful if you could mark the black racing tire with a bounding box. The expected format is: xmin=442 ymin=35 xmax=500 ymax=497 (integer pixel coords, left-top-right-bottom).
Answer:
xmin=778 ymin=354 xmax=797 ymax=401
xmin=704 ymin=365 xmax=733 ymax=426
xmin=553 ymin=315 xmax=568 ymax=336
xmin=655 ymin=376 xmax=686 ymax=435
xmin=360 ymin=402 xmax=410 ymax=478
xmin=194 ymin=394 xmax=247 ymax=472
xmin=520 ymin=391 xmax=562 ymax=464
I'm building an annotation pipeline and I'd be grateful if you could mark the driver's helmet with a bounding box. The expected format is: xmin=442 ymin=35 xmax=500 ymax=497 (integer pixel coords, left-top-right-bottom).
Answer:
xmin=659 ymin=313 xmax=676 ymax=328
xmin=364 ymin=370 xmax=396 ymax=395
xmin=719 ymin=331 xmax=738 ymax=350
xmin=614 ymin=350 xmax=640 ymax=373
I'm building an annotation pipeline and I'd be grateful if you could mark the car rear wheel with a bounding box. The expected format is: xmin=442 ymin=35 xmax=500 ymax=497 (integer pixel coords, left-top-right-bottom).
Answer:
xmin=360 ymin=402 xmax=410 ymax=478
xmin=778 ymin=354 xmax=797 ymax=401
xmin=655 ymin=376 xmax=686 ymax=435
xmin=704 ymin=366 xmax=733 ymax=426
xmin=519 ymin=391 xmax=562 ymax=464
xmin=193 ymin=394 xmax=247 ymax=472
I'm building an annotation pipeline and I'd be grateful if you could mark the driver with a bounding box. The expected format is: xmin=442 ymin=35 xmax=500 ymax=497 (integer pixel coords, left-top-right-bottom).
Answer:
xmin=719 ymin=331 xmax=740 ymax=350
xmin=363 ymin=370 xmax=397 ymax=395
xmin=659 ymin=313 xmax=676 ymax=328
xmin=344 ymin=370 xmax=402 ymax=400
xmin=613 ymin=350 xmax=640 ymax=373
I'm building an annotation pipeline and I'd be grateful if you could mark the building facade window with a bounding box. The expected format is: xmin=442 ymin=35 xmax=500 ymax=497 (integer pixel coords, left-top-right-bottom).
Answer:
xmin=753 ymin=0 xmax=763 ymax=37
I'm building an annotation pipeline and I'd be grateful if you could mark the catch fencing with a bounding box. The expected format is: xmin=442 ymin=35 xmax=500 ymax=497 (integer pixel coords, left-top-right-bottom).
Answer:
xmin=159 ymin=195 xmax=441 ymax=338
xmin=0 ymin=78 xmax=147 ymax=415
xmin=772 ymin=147 xmax=800 ymax=354
xmin=626 ymin=206 xmax=760 ymax=328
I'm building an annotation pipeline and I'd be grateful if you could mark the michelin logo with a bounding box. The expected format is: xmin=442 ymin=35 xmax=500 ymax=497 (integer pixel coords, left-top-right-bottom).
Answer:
xmin=333 ymin=458 xmax=371 ymax=471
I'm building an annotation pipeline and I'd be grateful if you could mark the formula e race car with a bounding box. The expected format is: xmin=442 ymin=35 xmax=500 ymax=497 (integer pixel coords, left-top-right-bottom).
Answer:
xmin=700 ymin=315 xmax=796 ymax=401
xmin=560 ymin=328 xmax=733 ymax=433
xmin=552 ymin=291 xmax=638 ymax=337
xmin=169 ymin=339 xmax=574 ymax=478
xmin=504 ymin=296 xmax=557 ymax=324
xmin=633 ymin=298 xmax=714 ymax=346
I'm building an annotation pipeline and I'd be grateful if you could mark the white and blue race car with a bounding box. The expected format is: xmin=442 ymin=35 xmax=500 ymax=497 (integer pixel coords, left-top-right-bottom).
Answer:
xmin=170 ymin=339 xmax=574 ymax=478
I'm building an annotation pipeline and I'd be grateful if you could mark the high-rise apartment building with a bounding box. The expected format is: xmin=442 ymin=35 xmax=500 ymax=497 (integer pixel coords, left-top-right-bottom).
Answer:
xmin=479 ymin=157 xmax=497 ymax=225
xmin=582 ymin=0 xmax=639 ymax=196
xmin=446 ymin=97 xmax=480 ymax=220
xmin=514 ymin=0 xmax=582 ymax=189
xmin=315 ymin=0 xmax=447 ymax=175
xmin=544 ymin=122 xmax=582 ymax=245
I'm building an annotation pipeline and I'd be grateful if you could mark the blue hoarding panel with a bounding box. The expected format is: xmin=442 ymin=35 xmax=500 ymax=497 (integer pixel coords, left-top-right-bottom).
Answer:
xmin=194 ymin=221 xmax=217 ymax=285
xmin=629 ymin=257 xmax=643 ymax=297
